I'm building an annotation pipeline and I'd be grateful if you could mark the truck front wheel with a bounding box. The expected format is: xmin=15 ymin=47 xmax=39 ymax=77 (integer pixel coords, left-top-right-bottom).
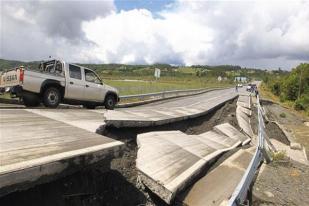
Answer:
xmin=104 ymin=94 xmax=116 ymax=110
xmin=43 ymin=87 xmax=60 ymax=108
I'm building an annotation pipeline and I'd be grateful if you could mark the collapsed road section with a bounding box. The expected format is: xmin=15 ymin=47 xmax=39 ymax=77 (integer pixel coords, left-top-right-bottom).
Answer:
xmin=104 ymin=88 xmax=238 ymax=128
xmin=236 ymin=93 xmax=254 ymax=138
xmin=1 ymin=87 xmax=258 ymax=206
xmin=0 ymin=109 xmax=124 ymax=197
xmin=136 ymin=123 xmax=251 ymax=204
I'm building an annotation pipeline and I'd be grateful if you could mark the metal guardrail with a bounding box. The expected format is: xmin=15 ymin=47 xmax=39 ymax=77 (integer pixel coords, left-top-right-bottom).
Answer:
xmin=119 ymin=87 xmax=224 ymax=102
xmin=228 ymin=95 xmax=270 ymax=206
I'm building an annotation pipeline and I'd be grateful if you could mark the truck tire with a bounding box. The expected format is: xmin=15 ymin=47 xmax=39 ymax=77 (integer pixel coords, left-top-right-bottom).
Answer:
xmin=23 ymin=94 xmax=40 ymax=107
xmin=104 ymin=94 xmax=116 ymax=110
xmin=43 ymin=87 xmax=60 ymax=108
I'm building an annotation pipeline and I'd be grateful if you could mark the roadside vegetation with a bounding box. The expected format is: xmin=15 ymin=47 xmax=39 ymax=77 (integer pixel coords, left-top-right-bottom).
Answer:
xmin=261 ymin=63 xmax=309 ymax=116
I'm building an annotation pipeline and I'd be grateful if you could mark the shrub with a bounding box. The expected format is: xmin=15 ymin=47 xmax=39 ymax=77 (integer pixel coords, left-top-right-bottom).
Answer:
xmin=279 ymin=93 xmax=286 ymax=102
xmin=294 ymin=95 xmax=309 ymax=111
xmin=272 ymin=150 xmax=287 ymax=161
xmin=271 ymin=81 xmax=281 ymax=96
xmin=279 ymin=113 xmax=286 ymax=118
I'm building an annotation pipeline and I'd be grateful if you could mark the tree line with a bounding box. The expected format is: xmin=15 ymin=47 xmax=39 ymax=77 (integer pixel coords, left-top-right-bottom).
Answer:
xmin=263 ymin=63 xmax=309 ymax=114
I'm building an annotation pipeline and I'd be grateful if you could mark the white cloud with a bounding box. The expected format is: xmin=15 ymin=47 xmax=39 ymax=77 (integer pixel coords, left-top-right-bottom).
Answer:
xmin=1 ymin=0 xmax=309 ymax=69
xmin=0 ymin=0 xmax=115 ymax=62
xmin=83 ymin=8 xmax=213 ymax=65
xmin=81 ymin=0 xmax=309 ymax=69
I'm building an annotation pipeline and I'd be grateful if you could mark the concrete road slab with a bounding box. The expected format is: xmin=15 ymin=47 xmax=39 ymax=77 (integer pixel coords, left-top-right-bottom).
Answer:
xmin=236 ymin=94 xmax=254 ymax=138
xmin=0 ymin=103 xmax=24 ymax=109
xmin=26 ymin=109 xmax=105 ymax=133
xmin=137 ymin=124 xmax=247 ymax=204
xmin=214 ymin=123 xmax=251 ymax=145
xmin=198 ymin=131 xmax=241 ymax=149
xmin=237 ymin=101 xmax=250 ymax=109
xmin=179 ymin=148 xmax=254 ymax=206
xmin=238 ymin=106 xmax=252 ymax=116
xmin=236 ymin=112 xmax=254 ymax=138
xmin=105 ymin=88 xmax=238 ymax=128
xmin=0 ymin=109 xmax=124 ymax=197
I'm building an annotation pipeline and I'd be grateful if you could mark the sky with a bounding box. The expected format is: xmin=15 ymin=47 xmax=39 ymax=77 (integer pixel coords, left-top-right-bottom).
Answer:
xmin=1 ymin=0 xmax=309 ymax=70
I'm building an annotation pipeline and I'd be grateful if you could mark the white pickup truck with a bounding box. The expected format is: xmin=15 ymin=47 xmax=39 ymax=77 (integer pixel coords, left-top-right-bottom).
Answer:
xmin=0 ymin=59 xmax=119 ymax=109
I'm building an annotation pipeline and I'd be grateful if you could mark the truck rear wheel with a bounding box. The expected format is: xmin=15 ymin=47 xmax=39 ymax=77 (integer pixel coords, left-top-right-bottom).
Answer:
xmin=23 ymin=94 xmax=40 ymax=107
xmin=104 ymin=94 xmax=116 ymax=110
xmin=43 ymin=87 xmax=60 ymax=108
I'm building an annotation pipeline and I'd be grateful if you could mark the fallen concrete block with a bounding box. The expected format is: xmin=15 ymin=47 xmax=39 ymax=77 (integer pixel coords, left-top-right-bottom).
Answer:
xmin=238 ymin=106 xmax=252 ymax=116
xmin=236 ymin=107 xmax=254 ymax=138
xmin=198 ymin=131 xmax=241 ymax=149
xmin=137 ymin=129 xmax=243 ymax=204
xmin=214 ymin=123 xmax=251 ymax=145
xmin=290 ymin=142 xmax=302 ymax=150
xmin=237 ymin=95 xmax=251 ymax=109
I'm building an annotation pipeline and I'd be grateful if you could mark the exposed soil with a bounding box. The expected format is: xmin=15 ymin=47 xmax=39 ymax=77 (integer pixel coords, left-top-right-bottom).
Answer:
xmin=0 ymin=98 xmax=240 ymax=206
xmin=253 ymin=160 xmax=309 ymax=206
xmin=252 ymin=100 xmax=309 ymax=206
xmin=264 ymin=121 xmax=290 ymax=145
xmin=262 ymin=100 xmax=309 ymax=157
xmin=261 ymin=100 xmax=307 ymax=125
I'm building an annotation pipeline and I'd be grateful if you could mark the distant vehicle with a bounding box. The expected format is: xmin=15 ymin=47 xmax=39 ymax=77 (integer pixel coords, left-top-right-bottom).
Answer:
xmin=237 ymin=84 xmax=243 ymax=87
xmin=246 ymin=83 xmax=257 ymax=92
xmin=0 ymin=59 xmax=119 ymax=109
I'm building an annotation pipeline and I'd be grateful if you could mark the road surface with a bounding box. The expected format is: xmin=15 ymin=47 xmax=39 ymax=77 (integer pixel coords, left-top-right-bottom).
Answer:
xmin=105 ymin=87 xmax=239 ymax=127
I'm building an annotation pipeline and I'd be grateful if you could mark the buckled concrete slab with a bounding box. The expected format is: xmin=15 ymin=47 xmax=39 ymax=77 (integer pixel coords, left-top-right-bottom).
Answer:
xmin=0 ymin=109 xmax=124 ymax=197
xmin=198 ymin=131 xmax=241 ymax=149
xmin=236 ymin=94 xmax=254 ymax=138
xmin=105 ymin=88 xmax=238 ymax=128
xmin=238 ymin=106 xmax=252 ymax=116
xmin=179 ymin=147 xmax=255 ymax=206
xmin=237 ymin=94 xmax=251 ymax=109
xmin=214 ymin=123 xmax=251 ymax=145
xmin=236 ymin=111 xmax=254 ymax=138
xmin=136 ymin=123 xmax=248 ymax=204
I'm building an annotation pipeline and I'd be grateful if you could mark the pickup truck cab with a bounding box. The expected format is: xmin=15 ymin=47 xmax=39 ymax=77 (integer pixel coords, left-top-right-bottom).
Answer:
xmin=0 ymin=59 xmax=119 ymax=109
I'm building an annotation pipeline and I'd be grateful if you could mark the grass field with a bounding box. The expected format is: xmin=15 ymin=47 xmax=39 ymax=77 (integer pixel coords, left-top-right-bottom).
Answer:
xmin=103 ymin=77 xmax=233 ymax=95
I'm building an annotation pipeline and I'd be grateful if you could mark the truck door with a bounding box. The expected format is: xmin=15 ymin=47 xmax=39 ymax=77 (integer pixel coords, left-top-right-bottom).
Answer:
xmin=66 ymin=64 xmax=85 ymax=100
xmin=83 ymin=68 xmax=105 ymax=102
